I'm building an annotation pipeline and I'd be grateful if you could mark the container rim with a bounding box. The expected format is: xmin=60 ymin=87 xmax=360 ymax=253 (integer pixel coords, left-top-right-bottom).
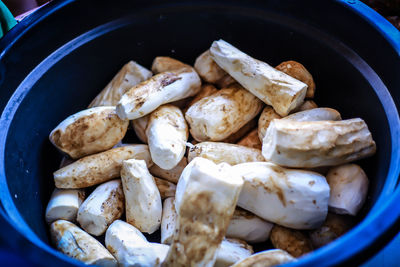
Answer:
xmin=0 ymin=1 xmax=399 ymax=266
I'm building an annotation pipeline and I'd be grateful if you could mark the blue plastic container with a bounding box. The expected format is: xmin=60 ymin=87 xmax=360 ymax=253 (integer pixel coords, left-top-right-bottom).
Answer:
xmin=0 ymin=0 xmax=399 ymax=266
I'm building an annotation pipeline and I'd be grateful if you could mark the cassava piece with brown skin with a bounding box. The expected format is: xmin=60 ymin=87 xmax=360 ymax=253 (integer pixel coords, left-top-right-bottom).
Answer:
xmin=54 ymin=145 xmax=153 ymax=189
xmin=275 ymin=60 xmax=316 ymax=98
xmin=187 ymin=141 xmax=265 ymax=165
xmin=151 ymin=56 xmax=193 ymax=74
xmin=222 ymin=118 xmax=258 ymax=144
xmin=270 ymin=225 xmax=313 ymax=257
xmin=154 ymin=177 xmax=176 ymax=199
xmin=120 ymin=159 xmax=162 ymax=234
xmin=149 ymin=156 xmax=187 ymax=184
xmin=146 ymin=104 xmax=188 ymax=170
xmin=163 ymin=157 xmax=244 ymax=267
xmin=258 ymin=106 xmax=281 ymax=141
xmin=194 ymin=50 xmax=236 ymax=88
xmin=116 ymin=68 xmax=201 ymax=120
xmin=89 ymin=61 xmax=152 ymax=108
xmin=185 ymin=84 xmax=263 ymax=142
xmin=237 ymin=129 xmax=262 ymax=150
xmin=262 ymin=118 xmax=376 ymax=168
xmin=49 ymin=106 xmax=129 ymax=159
xmin=50 ymin=220 xmax=117 ymax=267
xmin=233 ymin=162 xmax=330 ymax=229
xmin=45 ymin=188 xmax=85 ymax=224
xmin=77 ymin=179 xmax=124 ymax=236
xmin=210 ymin=40 xmax=308 ymax=116
xmin=231 ymin=249 xmax=296 ymax=267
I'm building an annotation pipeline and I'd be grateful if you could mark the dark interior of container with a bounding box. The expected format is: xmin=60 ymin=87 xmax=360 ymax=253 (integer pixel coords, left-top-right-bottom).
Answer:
xmin=2 ymin=2 xmax=391 ymax=257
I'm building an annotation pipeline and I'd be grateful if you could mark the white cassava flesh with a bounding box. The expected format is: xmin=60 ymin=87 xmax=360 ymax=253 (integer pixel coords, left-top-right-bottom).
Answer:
xmin=149 ymin=157 xmax=187 ymax=184
xmin=50 ymin=220 xmax=117 ymax=267
xmin=326 ymin=164 xmax=369 ymax=216
xmin=54 ymin=145 xmax=152 ymax=189
xmin=214 ymin=239 xmax=254 ymax=267
xmin=116 ymin=69 xmax=201 ymax=120
xmin=45 ymin=189 xmax=85 ymax=224
xmin=185 ymin=84 xmax=263 ymax=141
xmin=226 ymin=209 xmax=273 ymax=243
xmin=233 ymin=162 xmax=330 ymax=229
xmin=210 ymin=40 xmax=307 ymax=116
xmin=262 ymin=118 xmax=376 ymax=168
xmin=231 ymin=249 xmax=296 ymax=267
xmin=131 ymin=115 xmax=149 ymax=143
xmin=155 ymin=177 xmax=176 ymax=199
xmin=161 ymin=197 xmax=177 ymax=245
xmin=120 ymin=159 xmax=162 ymax=234
xmin=77 ymin=179 xmax=124 ymax=236
xmin=237 ymin=129 xmax=262 ymax=150
xmin=188 ymin=142 xmax=264 ymax=165
xmin=89 ymin=61 xmax=152 ymax=107
xmin=105 ymin=220 xmax=168 ymax=267
xmin=270 ymin=225 xmax=313 ymax=257
xmin=163 ymin=157 xmax=244 ymax=267
xmin=275 ymin=60 xmax=315 ymax=99
xmin=194 ymin=50 xmax=235 ymax=87
xmin=258 ymin=106 xmax=338 ymax=141
xmin=146 ymin=105 xmax=188 ymax=170
xmin=283 ymin=108 xmax=341 ymax=122
xmin=49 ymin=106 xmax=129 ymax=159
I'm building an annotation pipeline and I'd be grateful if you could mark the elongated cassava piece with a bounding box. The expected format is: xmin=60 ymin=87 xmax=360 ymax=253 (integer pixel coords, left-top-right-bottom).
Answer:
xmin=194 ymin=50 xmax=235 ymax=87
xmin=237 ymin=129 xmax=262 ymax=150
xmin=54 ymin=145 xmax=152 ymax=189
xmin=120 ymin=159 xmax=162 ymax=234
xmin=283 ymin=108 xmax=341 ymax=122
xmin=106 ymin=220 xmax=169 ymax=267
xmin=149 ymin=157 xmax=187 ymax=184
xmin=163 ymin=157 xmax=244 ymax=267
xmin=326 ymin=164 xmax=369 ymax=215
xmin=116 ymin=68 xmax=201 ymax=120
xmin=188 ymin=142 xmax=264 ymax=165
xmin=50 ymin=220 xmax=117 ymax=267
xmin=233 ymin=162 xmax=330 ymax=229
xmin=89 ymin=61 xmax=152 ymax=107
xmin=210 ymin=39 xmax=307 ymax=116
xmin=231 ymin=249 xmax=296 ymax=267
xmin=151 ymin=56 xmax=192 ymax=74
xmin=161 ymin=197 xmax=177 ymax=245
xmin=77 ymin=179 xmax=124 ymax=236
xmin=262 ymin=118 xmax=376 ymax=168
xmin=131 ymin=115 xmax=149 ymax=143
xmin=270 ymin=225 xmax=313 ymax=257
xmin=49 ymin=106 xmax=129 ymax=159
xmin=259 ymin=106 xmax=336 ymax=141
xmin=215 ymin=239 xmax=253 ymax=267
xmin=155 ymin=177 xmax=176 ymax=199
xmin=226 ymin=209 xmax=273 ymax=243
xmin=146 ymin=105 xmax=188 ymax=170
xmin=45 ymin=189 xmax=85 ymax=224
xmin=275 ymin=60 xmax=315 ymax=98
xmin=185 ymin=84 xmax=263 ymax=141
